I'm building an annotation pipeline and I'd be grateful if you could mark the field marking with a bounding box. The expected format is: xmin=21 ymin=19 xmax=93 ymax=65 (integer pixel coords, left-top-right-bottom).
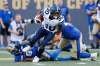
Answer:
xmin=34 ymin=63 xmax=46 ymax=66
xmin=0 ymin=58 xmax=13 ymax=61
xmin=76 ymin=62 xmax=86 ymax=65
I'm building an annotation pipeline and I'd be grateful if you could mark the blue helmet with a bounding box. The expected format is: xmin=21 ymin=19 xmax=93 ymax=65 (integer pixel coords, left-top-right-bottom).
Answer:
xmin=50 ymin=4 xmax=61 ymax=15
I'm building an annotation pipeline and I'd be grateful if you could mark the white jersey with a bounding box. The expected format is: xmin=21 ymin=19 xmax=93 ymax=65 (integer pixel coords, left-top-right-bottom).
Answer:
xmin=43 ymin=7 xmax=50 ymax=19
xmin=42 ymin=7 xmax=64 ymax=32
xmin=9 ymin=21 xmax=24 ymax=42
xmin=42 ymin=19 xmax=60 ymax=32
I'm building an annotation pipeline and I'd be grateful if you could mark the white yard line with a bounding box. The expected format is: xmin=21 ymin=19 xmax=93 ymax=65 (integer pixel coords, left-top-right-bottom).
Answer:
xmin=0 ymin=58 xmax=13 ymax=60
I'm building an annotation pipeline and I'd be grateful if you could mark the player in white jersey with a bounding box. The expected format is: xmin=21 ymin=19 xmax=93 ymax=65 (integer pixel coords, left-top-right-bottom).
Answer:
xmin=22 ymin=4 xmax=64 ymax=63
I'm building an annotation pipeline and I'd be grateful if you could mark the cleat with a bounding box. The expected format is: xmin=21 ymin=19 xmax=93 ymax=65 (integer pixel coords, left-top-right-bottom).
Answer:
xmin=22 ymin=46 xmax=31 ymax=52
xmin=32 ymin=56 xmax=39 ymax=63
xmin=91 ymin=53 xmax=98 ymax=61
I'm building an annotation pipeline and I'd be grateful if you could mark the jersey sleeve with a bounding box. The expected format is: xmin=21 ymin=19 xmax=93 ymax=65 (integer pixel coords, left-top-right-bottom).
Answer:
xmin=84 ymin=4 xmax=88 ymax=12
xmin=43 ymin=7 xmax=50 ymax=19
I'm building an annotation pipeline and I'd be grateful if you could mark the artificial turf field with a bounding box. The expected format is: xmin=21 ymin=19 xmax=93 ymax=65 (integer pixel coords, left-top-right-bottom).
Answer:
xmin=0 ymin=49 xmax=100 ymax=66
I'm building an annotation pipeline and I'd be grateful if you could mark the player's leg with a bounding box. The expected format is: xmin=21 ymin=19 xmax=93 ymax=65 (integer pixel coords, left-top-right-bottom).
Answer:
xmin=70 ymin=40 xmax=78 ymax=58
xmin=28 ymin=27 xmax=45 ymax=47
xmin=95 ymin=33 xmax=100 ymax=49
xmin=92 ymin=15 xmax=99 ymax=35
xmin=76 ymin=39 xmax=98 ymax=61
xmin=65 ymin=31 xmax=87 ymax=59
xmin=44 ymin=49 xmax=61 ymax=60
xmin=31 ymin=46 xmax=38 ymax=58
xmin=59 ymin=38 xmax=69 ymax=49
xmin=22 ymin=27 xmax=45 ymax=52
xmin=32 ymin=31 xmax=55 ymax=62
xmin=92 ymin=15 xmax=100 ymax=48
xmin=88 ymin=19 xmax=94 ymax=48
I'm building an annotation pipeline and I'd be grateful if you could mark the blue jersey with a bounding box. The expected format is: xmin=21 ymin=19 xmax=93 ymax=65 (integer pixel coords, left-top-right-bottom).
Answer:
xmin=1 ymin=10 xmax=13 ymax=25
xmin=61 ymin=23 xmax=80 ymax=40
xmin=85 ymin=2 xmax=96 ymax=24
xmin=60 ymin=5 xmax=69 ymax=22
xmin=85 ymin=2 xmax=96 ymax=16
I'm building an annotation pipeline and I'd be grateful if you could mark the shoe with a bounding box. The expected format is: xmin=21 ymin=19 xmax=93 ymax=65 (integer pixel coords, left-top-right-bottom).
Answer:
xmin=32 ymin=56 xmax=39 ymax=63
xmin=91 ymin=53 xmax=97 ymax=61
xmin=22 ymin=46 xmax=31 ymax=52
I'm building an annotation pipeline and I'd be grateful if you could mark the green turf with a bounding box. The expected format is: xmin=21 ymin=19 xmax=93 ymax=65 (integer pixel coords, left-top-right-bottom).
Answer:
xmin=0 ymin=50 xmax=100 ymax=66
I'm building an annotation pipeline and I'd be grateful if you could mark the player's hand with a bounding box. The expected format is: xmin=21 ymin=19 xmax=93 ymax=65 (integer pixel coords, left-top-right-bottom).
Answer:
xmin=2 ymin=25 xmax=6 ymax=29
xmin=0 ymin=21 xmax=6 ymax=29
xmin=34 ymin=15 xmax=44 ymax=23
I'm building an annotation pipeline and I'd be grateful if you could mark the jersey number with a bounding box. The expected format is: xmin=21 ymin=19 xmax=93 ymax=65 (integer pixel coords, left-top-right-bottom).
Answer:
xmin=45 ymin=8 xmax=50 ymax=14
xmin=45 ymin=24 xmax=56 ymax=31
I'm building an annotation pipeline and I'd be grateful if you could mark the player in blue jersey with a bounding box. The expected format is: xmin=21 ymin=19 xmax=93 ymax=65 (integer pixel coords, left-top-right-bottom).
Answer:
xmin=84 ymin=0 xmax=97 ymax=48
xmin=57 ymin=22 xmax=98 ymax=60
xmin=57 ymin=1 xmax=71 ymax=22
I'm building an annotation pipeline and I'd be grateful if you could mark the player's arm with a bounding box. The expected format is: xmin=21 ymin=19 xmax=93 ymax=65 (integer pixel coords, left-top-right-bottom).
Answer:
xmin=0 ymin=18 xmax=6 ymax=29
xmin=34 ymin=14 xmax=44 ymax=24
xmin=20 ymin=14 xmax=44 ymax=27
xmin=0 ymin=10 xmax=6 ymax=28
xmin=56 ymin=22 xmax=63 ymax=34
xmin=86 ymin=9 xmax=96 ymax=16
xmin=85 ymin=4 xmax=96 ymax=16
xmin=21 ymin=19 xmax=34 ymax=27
